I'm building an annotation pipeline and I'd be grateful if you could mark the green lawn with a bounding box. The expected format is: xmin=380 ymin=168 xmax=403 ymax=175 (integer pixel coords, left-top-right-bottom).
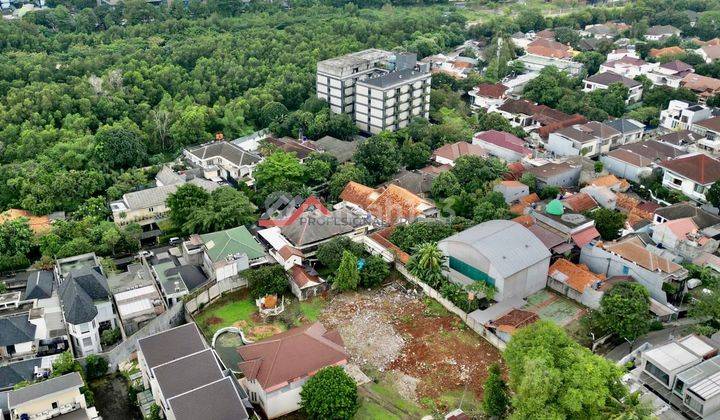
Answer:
xmin=365 ymin=382 xmax=427 ymax=418
xmin=355 ymin=400 xmax=401 ymax=420
xmin=195 ymin=298 xmax=257 ymax=337
xmin=298 ymin=298 xmax=327 ymax=323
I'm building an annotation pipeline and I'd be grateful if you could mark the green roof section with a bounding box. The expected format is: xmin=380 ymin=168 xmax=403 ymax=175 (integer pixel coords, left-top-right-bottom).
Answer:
xmin=200 ymin=226 xmax=265 ymax=262
xmin=546 ymin=199 xmax=564 ymax=216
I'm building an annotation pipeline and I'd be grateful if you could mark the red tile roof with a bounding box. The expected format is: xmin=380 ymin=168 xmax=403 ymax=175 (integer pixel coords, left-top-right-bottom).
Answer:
xmin=649 ymin=46 xmax=684 ymax=58
xmin=474 ymin=130 xmax=531 ymax=156
xmin=475 ymin=83 xmax=508 ymax=99
xmin=289 ymin=265 xmax=323 ymax=287
xmin=237 ymin=323 xmax=348 ymax=391
xmin=548 ymin=259 xmax=603 ymax=293
xmin=340 ymin=182 xmax=435 ymax=225
xmin=278 ymin=245 xmax=303 ymax=260
xmin=562 ymin=192 xmax=598 ymax=213
xmin=659 ymin=154 xmax=720 ymax=185
xmin=489 ymin=309 xmax=539 ymax=333
xmin=571 ymin=226 xmax=601 ymax=247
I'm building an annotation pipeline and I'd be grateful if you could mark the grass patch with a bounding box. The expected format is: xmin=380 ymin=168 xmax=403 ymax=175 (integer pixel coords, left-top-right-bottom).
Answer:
xmin=194 ymin=290 xmax=285 ymax=340
xmin=423 ymin=297 xmax=450 ymax=317
xmin=435 ymin=389 xmax=484 ymax=417
xmin=355 ymin=399 xmax=401 ymax=420
xmin=298 ymin=298 xmax=326 ymax=323
xmin=366 ymin=381 xmax=426 ymax=418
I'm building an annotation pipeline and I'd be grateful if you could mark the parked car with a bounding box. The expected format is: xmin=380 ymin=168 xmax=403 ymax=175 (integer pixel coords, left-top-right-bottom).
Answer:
xmin=139 ymin=250 xmax=154 ymax=259
xmin=169 ymin=237 xmax=182 ymax=246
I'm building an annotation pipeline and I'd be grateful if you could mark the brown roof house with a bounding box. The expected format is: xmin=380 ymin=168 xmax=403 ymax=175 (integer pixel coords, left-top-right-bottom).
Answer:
xmin=288 ymin=265 xmax=327 ymax=301
xmin=237 ymin=322 xmax=348 ymax=418
xmin=547 ymin=259 xmax=606 ymax=309
xmin=546 ymin=121 xmax=622 ymax=158
xmin=600 ymin=140 xmax=683 ymax=183
xmin=659 ymin=153 xmax=720 ymax=202
xmin=681 ymin=73 xmax=720 ymax=103
xmin=579 ymin=235 xmax=688 ymax=306
xmin=468 ymin=82 xmax=508 ymax=109
xmin=432 ymin=141 xmax=487 ymax=166
xmin=485 ymin=309 xmax=539 ymax=343
xmin=338 ymin=181 xmax=438 ymax=225
xmin=582 ymin=72 xmax=644 ymax=103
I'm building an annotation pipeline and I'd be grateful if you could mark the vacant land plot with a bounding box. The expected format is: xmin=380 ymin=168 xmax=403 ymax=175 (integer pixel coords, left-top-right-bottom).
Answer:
xmin=194 ymin=291 xmax=287 ymax=341
xmin=320 ymin=282 xmax=499 ymax=417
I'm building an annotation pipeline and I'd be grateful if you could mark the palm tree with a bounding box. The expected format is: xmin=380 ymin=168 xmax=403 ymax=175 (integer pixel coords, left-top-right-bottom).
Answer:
xmin=407 ymin=242 xmax=447 ymax=288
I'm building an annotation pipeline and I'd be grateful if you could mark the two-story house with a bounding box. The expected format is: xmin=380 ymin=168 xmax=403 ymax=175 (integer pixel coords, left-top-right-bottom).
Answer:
xmin=184 ymin=141 xmax=262 ymax=185
xmin=582 ymin=72 xmax=644 ymax=103
xmin=57 ymin=268 xmax=116 ymax=356
xmin=546 ymin=121 xmax=622 ymax=157
xmin=660 ymin=100 xmax=713 ymax=131
xmin=6 ymin=372 xmax=101 ymax=420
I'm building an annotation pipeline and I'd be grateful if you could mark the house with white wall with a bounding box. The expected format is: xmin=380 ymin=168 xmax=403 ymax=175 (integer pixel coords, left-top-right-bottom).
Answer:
xmin=237 ymin=322 xmax=348 ymax=419
xmin=58 ymin=268 xmax=116 ymax=356
xmin=187 ymin=226 xmax=267 ymax=285
xmin=184 ymin=141 xmax=262 ymax=185
xmin=659 ymin=153 xmax=720 ymax=202
xmin=660 ymin=100 xmax=713 ymax=131
xmin=6 ymin=372 xmax=100 ymax=420
xmin=582 ymin=72 xmax=643 ymax=103
xmin=546 ymin=122 xmax=622 ymax=157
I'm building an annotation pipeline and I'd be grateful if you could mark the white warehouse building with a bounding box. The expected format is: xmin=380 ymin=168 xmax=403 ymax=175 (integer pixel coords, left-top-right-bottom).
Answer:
xmin=438 ymin=220 xmax=551 ymax=302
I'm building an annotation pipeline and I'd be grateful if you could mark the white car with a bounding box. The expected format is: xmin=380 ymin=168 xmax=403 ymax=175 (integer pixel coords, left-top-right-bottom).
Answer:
xmin=138 ymin=250 xmax=154 ymax=259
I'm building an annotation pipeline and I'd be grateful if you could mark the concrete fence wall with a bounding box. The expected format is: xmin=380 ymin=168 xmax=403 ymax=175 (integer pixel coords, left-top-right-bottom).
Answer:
xmin=394 ymin=263 xmax=506 ymax=350
xmin=185 ymin=277 xmax=246 ymax=314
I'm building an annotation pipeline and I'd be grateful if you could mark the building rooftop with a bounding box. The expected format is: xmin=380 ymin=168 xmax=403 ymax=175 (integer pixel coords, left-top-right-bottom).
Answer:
xmin=340 ymin=181 xmax=435 ymax=225
xmin=280 ymin=208 xmax=358 ymax=247
xmin=655 ymin=203 xmax=720 ymax=228
xmin=605 ymin=118 xmax=645 ymax=134
xmin=137 ymin=323 xmax=207 ymax=371
xmin=548 ymin=259 xmax=603 ymax=293
xmin=58 ymin=268 xmax=110 ymax=325
xmin=152 ymin=348 xmax=224 ymax=402
xmin=585 ymin=72 xmax=642 ymax=88
xmin=0 ymin=314 xmax=36 ymax=347
xmin=186 ymin=141 xmax=261 ymax=167
xmin=432 ymin=141 xmax=487 ymax=161
xmin=659 ymin=153 xmax=720 ymax=185
xmin=198 ymin=226 xmax=266 ymax=263
xmin=317 ymin=49 xmax=392 ymax=70
xmin=8 ymin=372 xmax=83 ymax=407
xmin=474 ymin=130 xmax=531 ymax=156
xmin=358 ymin=67 xmax=430 ymax=89
xmin=115 ymin=178 xmax=220 ymax=212
xmin=313 ymin=136 xmax=363 ymax=163
xmin=23 ymin=271 xmax=54 ymax=301
xmin=439 ymin=220 xmax=550 ymax=278
xmin=645 ymin=342 xmax=701 ymax=372
xmin=237 ymin=322 xmax=347 ymax=391
xmin=603 ymin=236 xmax=682 ymax=274
xmin=0 ymin=358 xmax=42 ymax=390
xmin=167 ymin=377 xmax=249 ymax=420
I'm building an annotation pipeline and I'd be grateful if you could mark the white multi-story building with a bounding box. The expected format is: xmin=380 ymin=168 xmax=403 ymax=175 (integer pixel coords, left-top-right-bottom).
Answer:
xmin=316 ymin=49 xmax=393 ymax=115
xmin=659 ymin=100 xmax=713 ymax=131
xmin=354 ymin=54 xmax=431 ymax=134
xmin=58 ymin=268 xmax=116 ymax=356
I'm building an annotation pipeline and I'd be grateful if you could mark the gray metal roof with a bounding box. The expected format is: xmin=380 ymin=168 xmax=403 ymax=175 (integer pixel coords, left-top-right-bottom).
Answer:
xmin=439 ymin=220 xmax=551 ymax=278
xmin=152 ymin=349 xmax=224 ymax=401
xmin=585 ymin=71 xmax=642 ymax=88
xmin=0 ymin=314 xmax=36 ymax=347
xmin=167 ymin=377 xmax=249 ymax=420
xmin=23 ymin=270 xmax=54 ymax=300
xmin=59 ymin=268 xmax=110 ymax=325
xmin=358 ymin=67 xmax=429 ymax=89
xmin=123 ymin=178 xmax=220 ymax=211
xmin=8 ymin=372 xmax=83 ymax=407
xmin=676 ymin=355 xmax=720 ymax=391
xmin=689 ymin=370 xmax=720 ymax=400
xmin=137 ymin=323 xmax=206 ymax=370
xmin=155 ymin=166 xmax=186 ymax=186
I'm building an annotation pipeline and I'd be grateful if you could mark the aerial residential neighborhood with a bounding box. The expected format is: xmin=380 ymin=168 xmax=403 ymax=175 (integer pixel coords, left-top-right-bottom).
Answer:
xmin=4 ymin=0 xmax=720 ymax=419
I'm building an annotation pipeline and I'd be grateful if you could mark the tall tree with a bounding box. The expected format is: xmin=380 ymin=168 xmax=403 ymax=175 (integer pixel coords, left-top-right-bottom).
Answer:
xmin=353 ymin=133 xmax=401 ymax=184
xmin=167 ymin=184 xmax=210 ymax=232
xmin=94 ymin=122 xmax=147 ymax=169
xmin=300 ymin=366 xmax=359 ymax=420
xmin=334 ymin=251 xmax=360 ymax=291
xmin=590 ymin=208 xmax=626 ymax=240
xmin=253 ymin=151 xmax=305 ymax=200
xmin=483 ymin=363 xmax=509 ymax=418
xmin=596 ymin=282 xmax=652 ymax=347
xmin=0 ymin=218 xmax=34 ymax=258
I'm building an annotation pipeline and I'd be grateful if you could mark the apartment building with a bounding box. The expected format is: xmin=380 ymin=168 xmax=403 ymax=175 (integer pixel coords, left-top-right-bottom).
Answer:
xmin=354 ymin=54 xmax=431 ymax=134
xmin=316 ymin=49 xmax=393 ymax=115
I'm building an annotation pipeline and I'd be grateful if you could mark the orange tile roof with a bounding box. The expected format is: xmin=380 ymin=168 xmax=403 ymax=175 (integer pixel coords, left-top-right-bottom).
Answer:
xmin=340 ymin=181 xmax=435 ymax=225
xmin=527 ymin=38 xmax=572 ymax=59
xmin=512 ymin=214 xmax=535 ymax=227
xmin=278 ymin=245 xmax=304 ymax=260
xmin=432 ymin=142 xmax=487 ymax=161
xmin=562 ymin=192 xmax=598 ymax=213
xmin=369 ymin=227 xmax=410 ymax=264
xmin=548 ymin=259 xmax=603 ymax=293
xmin=590 ymin=174 xmax=630 ymax=192
xmin=0 ymin=209 xmax=52 ymax=235
xmin=519 ymin=193 xmax=540 ymax=205
xmin=603 ymin=236 xmax=682 ymax=273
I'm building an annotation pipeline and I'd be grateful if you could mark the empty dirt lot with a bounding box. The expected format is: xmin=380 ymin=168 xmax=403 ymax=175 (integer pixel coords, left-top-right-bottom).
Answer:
xmin=319 ymin=281 xmax=503 ymax=416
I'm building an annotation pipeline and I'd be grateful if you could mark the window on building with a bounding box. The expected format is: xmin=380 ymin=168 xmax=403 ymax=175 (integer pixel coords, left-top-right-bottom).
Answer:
xmin=448 ymin=256 xmax=495 ymax=286
xmin=673 ymin=178 xmax=682 ymax=186
xmin=673 ymin=378 xmax=685 ymax=394
xmin=694 ymin=184 xmax=706 ymax=194
xmin=82 ymin=337 xmax=93 ymax=348
xmin=685 ymin=394 xmax=704 ymax=414
xmin=645 ymin=361 xmax=670 ymax=385
xmin=622 ymin=266 xmax=629 ymax=275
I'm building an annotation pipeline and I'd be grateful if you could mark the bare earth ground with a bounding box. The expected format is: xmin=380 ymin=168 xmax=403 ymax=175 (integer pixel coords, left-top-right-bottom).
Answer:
xmin=319 ymin=281 xmax=503 ymax=413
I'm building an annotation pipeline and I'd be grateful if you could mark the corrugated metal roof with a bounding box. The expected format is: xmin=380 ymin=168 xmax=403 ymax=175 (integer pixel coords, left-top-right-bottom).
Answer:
xmin=645 ymin=342 xmax=701 ymax=371
xmin=689 ymin=370 xmax=720 ymax=400
xmin=440 ymin=220 xmax=550 ymax=278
